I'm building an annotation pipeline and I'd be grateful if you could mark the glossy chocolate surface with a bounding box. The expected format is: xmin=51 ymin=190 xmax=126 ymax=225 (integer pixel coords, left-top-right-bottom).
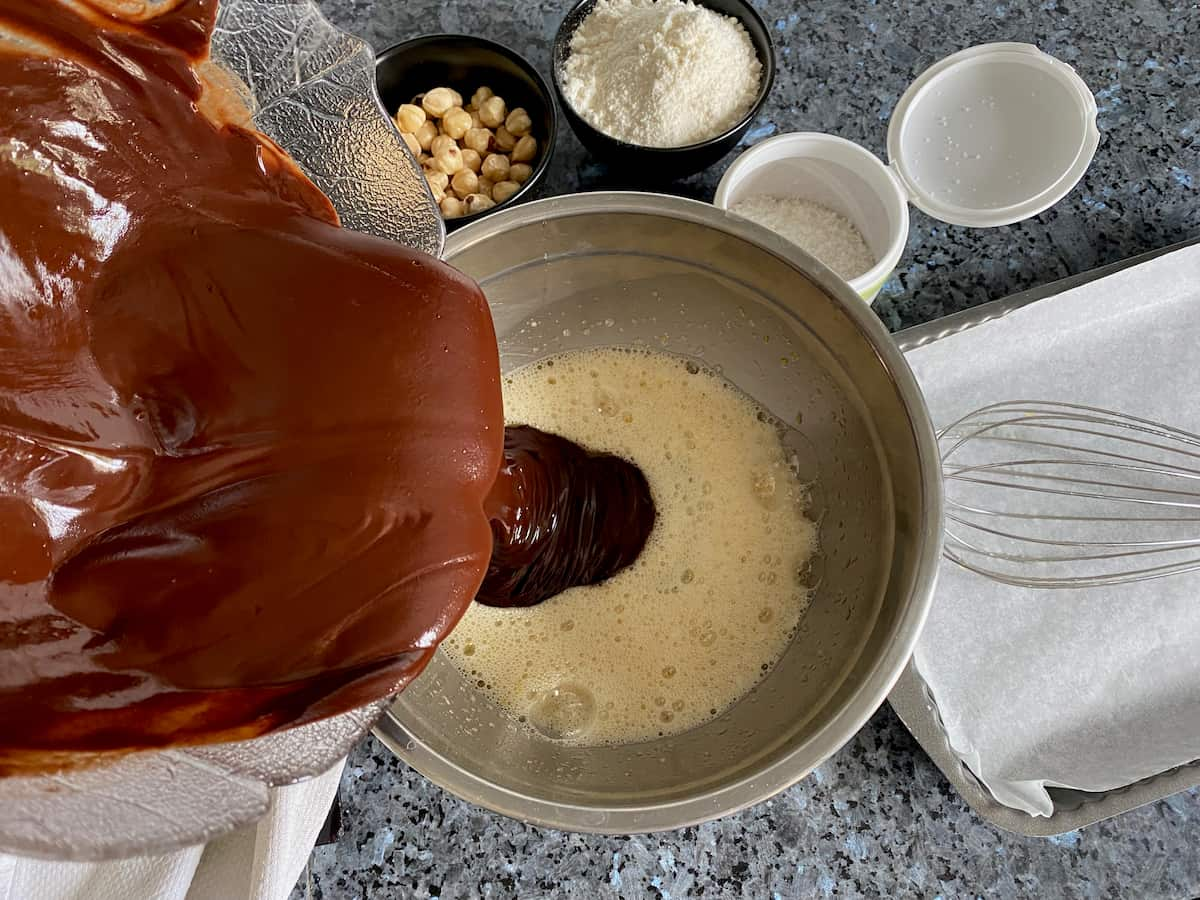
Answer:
xmin=0 ymin=0 xmax=502 ymax=769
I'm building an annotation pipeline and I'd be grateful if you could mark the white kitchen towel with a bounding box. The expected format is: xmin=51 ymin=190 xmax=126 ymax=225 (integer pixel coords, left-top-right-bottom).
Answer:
xmin=905 ymin=243 xmax=1200 ymax=816
xmin=0 ymin=759 xmax=343 ymax=900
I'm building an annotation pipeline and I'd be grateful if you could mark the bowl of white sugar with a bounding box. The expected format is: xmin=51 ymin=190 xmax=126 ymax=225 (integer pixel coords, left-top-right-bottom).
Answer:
xmin=715 ymin=43 xmax=1100 ymax=303
xmin=715 ymin=133 xmax=910 ymax=302
xmin=552 ymin=0 xmax=775 ymax=179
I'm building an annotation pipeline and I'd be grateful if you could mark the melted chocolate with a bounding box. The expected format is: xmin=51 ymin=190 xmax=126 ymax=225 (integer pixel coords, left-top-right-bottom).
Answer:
xmin=0 ymin=0 xmax=503 ymax=771
xmin=480 ymin=425 xmax=656 ymax=608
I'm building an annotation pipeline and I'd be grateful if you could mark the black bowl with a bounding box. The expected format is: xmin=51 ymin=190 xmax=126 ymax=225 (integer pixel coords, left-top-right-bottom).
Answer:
xmin=552 ymin=0 xmax=775 ymax=181
xmin=375 ymin=35 xmax=558 ymax=231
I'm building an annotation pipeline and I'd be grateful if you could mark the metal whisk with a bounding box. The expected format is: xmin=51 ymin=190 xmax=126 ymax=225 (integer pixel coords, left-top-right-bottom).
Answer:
xmin=938 ymin=401 xmax=1200 ymax=588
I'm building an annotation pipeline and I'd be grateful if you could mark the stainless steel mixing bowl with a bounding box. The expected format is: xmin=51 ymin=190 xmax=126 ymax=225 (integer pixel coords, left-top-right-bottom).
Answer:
xmin=376 ymin=192 xmax=943 ymax=832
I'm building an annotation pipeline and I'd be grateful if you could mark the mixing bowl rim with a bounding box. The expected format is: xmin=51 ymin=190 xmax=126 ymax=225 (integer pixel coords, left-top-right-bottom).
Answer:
xmin=376 ymin=191 xmax=944 ymax=833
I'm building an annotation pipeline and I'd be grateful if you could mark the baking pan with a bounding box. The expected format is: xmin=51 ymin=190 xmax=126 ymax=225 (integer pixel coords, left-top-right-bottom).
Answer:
xmin=888 ymin=236 xmax=1200 ymax=836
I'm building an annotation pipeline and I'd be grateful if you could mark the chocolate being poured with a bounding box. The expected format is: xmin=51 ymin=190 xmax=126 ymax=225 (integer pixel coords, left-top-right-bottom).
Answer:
xmin=0 ymin=0 xmax=655 ymax=775
xmin=0 ymin=0 xmax=505 ymax=772
xmin=480 ymin=425 xmax=657 ymax=608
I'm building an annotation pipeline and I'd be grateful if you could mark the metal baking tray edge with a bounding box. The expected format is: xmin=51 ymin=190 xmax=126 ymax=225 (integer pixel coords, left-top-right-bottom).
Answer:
xmin=887 ymin=236 xmax=1200 ymax=837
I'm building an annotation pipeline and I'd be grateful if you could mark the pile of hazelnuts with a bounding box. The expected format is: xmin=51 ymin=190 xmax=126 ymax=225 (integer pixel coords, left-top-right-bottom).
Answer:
xmin=393 ymin=85 xmax=538 ymax=219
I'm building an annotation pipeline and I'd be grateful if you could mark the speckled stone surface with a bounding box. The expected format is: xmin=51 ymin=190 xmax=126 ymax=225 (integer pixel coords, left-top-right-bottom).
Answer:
xmin=294 ymin=1 xmax=1200 ymax=897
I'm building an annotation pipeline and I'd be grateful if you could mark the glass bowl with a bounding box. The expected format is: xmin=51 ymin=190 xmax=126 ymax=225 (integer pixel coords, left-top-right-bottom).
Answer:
xmin=0 ymin=0 xmax=439 ymax=861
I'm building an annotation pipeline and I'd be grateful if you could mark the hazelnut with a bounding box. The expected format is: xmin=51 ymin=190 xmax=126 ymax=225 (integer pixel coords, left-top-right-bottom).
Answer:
xmin=493 ymin=125 xmax=517 ymax=152
xmin=433 ymin=143 xmax=464 ymax=175
xmin=492 ymin=180 xmax=520 ymax=204
xmin=463 ymin=127 xmax=492 ymax=155
xmin=505 ymin=107 xmax=532 ymax=137
xmin=464 ymin=193 xmax=496 ymax=215
xmin=394 ymin=103 xmax=425 ymax=133
xmin=421 ymin=87 xmax=457 ymax=118
xmin=478 ymin=95 xmax=507 ymax=128
xmin=442 ymin=107 xmax=472 ymax=140
xmin=451 ymin=168 xmax=479 ymax=196
xmin=470 ymin=86 xmax=494 ymax=109
xmin=460 ymin=148 xmax=482 ymax=173
xmin=511 ymin=134 xmax=537 ymax=163
xmin=415 ymin=120 xmax=437 ymax=151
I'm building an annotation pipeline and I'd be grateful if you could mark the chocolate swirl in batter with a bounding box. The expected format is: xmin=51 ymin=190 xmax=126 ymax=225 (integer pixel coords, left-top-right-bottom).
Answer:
xmin=480 ymin=425 xmax=656 ymax=608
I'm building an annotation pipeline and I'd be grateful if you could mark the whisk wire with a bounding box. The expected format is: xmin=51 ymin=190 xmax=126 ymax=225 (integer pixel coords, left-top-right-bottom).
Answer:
xmin=945 ymin=470 xmax=1200 ymax=509
xmin=940 ymin=513 xmax=1200 ymax=556
xmin=943 ymin=443 xmax=1200 ymax=479
xmin=942 ymin=547 xmax=1200 ymax=589
xmin=939 ymin=401 xmax=1200 ymax=589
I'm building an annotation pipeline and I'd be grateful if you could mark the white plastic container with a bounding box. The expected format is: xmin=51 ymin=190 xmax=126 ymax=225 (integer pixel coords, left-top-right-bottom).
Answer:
xmin=714 ymin=43 xmax=1101 ymax=303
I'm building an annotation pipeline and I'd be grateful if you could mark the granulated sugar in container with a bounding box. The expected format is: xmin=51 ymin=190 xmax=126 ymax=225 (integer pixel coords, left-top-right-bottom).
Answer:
xmin=715 ymin=43 xmax=1100 ymax=302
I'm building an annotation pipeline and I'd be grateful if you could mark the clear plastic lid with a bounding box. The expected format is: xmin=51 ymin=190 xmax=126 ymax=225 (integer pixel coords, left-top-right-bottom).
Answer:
xmin=886 ymin=43 xmax=1100 ymax=228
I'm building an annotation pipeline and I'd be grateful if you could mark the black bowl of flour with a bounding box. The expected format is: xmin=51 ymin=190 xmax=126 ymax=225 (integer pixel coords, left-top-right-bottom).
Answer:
xmin=552 ymin=0 xmax=776 ymax=181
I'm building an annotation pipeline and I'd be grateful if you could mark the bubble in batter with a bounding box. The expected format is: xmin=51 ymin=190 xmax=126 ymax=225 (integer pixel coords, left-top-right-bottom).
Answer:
xmin=442 ymin=347 xmax=818 ymax=745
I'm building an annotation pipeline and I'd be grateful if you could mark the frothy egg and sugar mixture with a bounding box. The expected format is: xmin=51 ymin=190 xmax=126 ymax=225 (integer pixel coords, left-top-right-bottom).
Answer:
xmin=443 ymin=347 xmax=818 ymax=746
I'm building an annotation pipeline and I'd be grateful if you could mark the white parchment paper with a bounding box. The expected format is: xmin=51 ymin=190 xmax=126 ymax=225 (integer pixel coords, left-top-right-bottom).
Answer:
xmin=905 ymin=243 xmax=1200 ymax=816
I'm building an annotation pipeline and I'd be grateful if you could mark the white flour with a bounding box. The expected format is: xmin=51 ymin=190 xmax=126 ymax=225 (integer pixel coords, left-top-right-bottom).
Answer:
xmin=729 ymin=194 xmax=877 ymax=280
xmin=561 ymin=0 xmax=761 ymax=148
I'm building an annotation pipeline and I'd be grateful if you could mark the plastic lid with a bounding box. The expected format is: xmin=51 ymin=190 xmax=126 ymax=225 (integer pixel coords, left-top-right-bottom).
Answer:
xmin=886 ymin=43 xmax=1100 ymax=228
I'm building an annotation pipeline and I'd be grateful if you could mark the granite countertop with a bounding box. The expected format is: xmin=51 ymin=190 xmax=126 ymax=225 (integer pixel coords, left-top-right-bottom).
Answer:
xmin=297 ymin=1 xmax=1200 ymax=897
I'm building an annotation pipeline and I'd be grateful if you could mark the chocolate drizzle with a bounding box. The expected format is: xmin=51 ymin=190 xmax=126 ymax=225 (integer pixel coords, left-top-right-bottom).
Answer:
xmin=480 ymin=425 xmax=656 ymax=608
